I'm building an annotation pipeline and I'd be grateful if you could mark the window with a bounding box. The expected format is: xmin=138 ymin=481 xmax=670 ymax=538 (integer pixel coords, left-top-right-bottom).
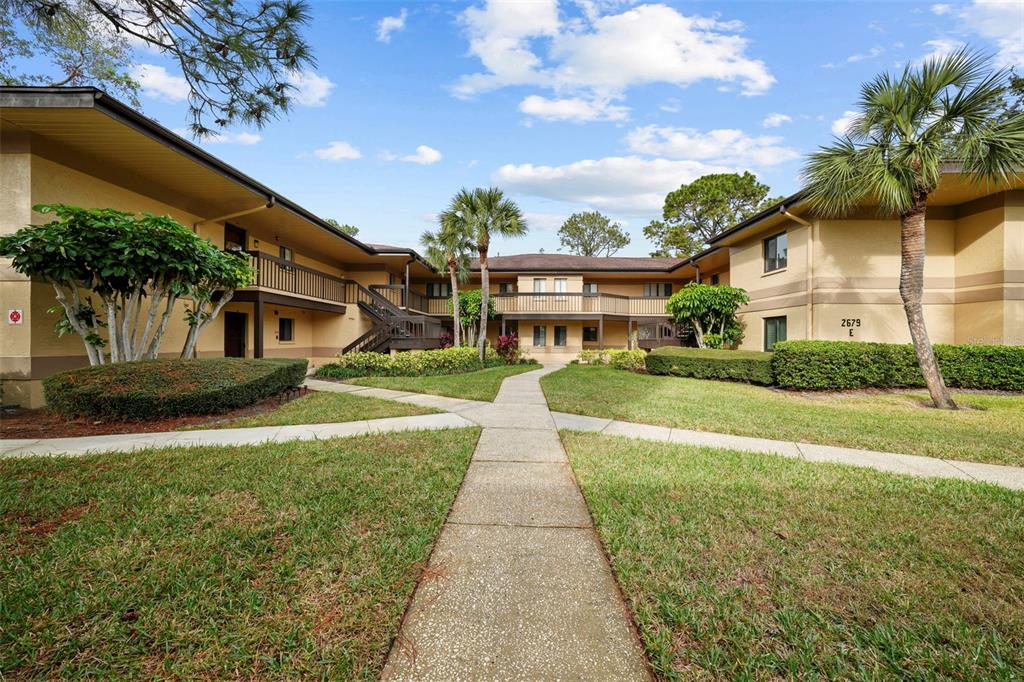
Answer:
xmin=279 ymin=245 xmax=294 ymax=261
xmin=224 ymin=224 xmax=246 ymax=251
xmin=278 ymin=317 xmax=294 ymax=343
xmin=554 ymin=277 xmax=567 ymax=301
xmin=583 ymin=283 xmax=598 ymax=294
xmin=533 ymin=325 xmax=547 ymax=347
xmin=426 ymin=282 xmax=450 ymax=297
xmin=533 ymin=278 xmax=546 ymax=293
xmin=710 ymin=273 xmax=720 ymax=286
xmin=583 ymin=326 xmax=598 ymax=342
xmin=764 ymin=316 xmax=787 ymax=351
xmin=763 ymin=232 xmax=788 ymax=273
xmin=644 ymin=283 xmax=672 ymax=297
xmin=554 ymin=325 xmax=567 ymax=347
xmin=661 ymin=324 xmax=674 ymax=338
xmin=499 ymin=282 xmax=515 ymax=293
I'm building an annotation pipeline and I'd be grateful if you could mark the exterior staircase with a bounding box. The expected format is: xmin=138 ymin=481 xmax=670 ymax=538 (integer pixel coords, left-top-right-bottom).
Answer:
xmin=342 ymin=284 xmax=444 ymax=354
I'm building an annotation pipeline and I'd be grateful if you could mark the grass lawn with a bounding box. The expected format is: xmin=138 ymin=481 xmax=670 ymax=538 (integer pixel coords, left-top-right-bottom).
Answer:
xmin=346 ymin=363 xmax=538 ymax=402
xmin=542 ymin=364 xmax=1024 ymax=466
xmin=187 ymin=390 xmax=437 ymax=430
xmin=564 ymin=432 xmax=1024 ymax=680
xmin=0 ymin=428 xmax=479 ymax=679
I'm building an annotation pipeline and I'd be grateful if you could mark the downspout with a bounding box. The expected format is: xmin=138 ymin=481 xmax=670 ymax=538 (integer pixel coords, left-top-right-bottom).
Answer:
xmin=780 ymin=207 xmax=813 ymax=339
xmin=694 ymin=263 xmax=701 ymax=284
xmin=193 ymin=196 xmax=276 ymax=231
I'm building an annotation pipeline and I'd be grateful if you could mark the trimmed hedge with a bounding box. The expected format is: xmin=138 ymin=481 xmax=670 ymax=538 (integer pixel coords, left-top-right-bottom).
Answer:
xmin=772 ymin=340 xmax=1024 ymax=391
xmin=575 ymin=348 xmax=647 ymax=372
xmin=645 ymin=346 xmax=774 ymax=385
xmin=44 ymin=358 xmax=308 ymax=420
xmin=316 ymin=346 xmax=537 ymax=379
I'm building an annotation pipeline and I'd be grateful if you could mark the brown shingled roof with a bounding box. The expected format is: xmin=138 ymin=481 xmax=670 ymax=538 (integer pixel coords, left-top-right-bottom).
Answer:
xmin=470 ymin=253 xmax=688 ymax=272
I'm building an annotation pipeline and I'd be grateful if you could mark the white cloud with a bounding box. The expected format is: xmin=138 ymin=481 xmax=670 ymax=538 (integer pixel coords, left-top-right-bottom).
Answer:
xmin=847 ymin=45 xmax=885 ymax=62
xmin=956 ymin=0 xmax=1024 ymax=67
xmin=453 ymin=0 xmax=775 ymax=110
xmin=919 ymin=38 xmax=966 ymax=62
xmin=173 ymin=128 xmax=262 ymax=145
xmin=660 ymin=97 xmax=681 ymax=113
xmin=401 ymin=145 xmax=443 ymax=165
xmin=519 ymin=95 xmax=629 ymax=122
xmin=132 ymin=64 xmax=189 ymax=102
xmin=286 ymin=70 xmax=336 ymax=107
xmin=314 ymin=141 xmax=362 ymax=161
xmin=524 ymin=211 xmax=568 ymax=232
xmin=762 ymin=112 xmax=792 ymax=128
xmin=494 ymin=156 xmax=734 ymax=213
xmin=831 ymin=110 xmax=859 ymax=136
xmin=625 ymin=125 xmax=799 ymax=167
xmin=377 ymin=8 xmax=408 ymax=43
xmin=931 ymin=3 xmax=952 ymax=15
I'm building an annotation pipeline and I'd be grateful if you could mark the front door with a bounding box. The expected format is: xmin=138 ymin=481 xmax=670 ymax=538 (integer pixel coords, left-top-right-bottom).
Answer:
xmin=224 ymin=312 xmax=247 ymax=357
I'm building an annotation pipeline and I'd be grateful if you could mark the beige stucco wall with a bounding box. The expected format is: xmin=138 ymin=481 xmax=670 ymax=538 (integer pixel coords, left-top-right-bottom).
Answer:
xmin=0 ymin=153 xmax=373 ymax=407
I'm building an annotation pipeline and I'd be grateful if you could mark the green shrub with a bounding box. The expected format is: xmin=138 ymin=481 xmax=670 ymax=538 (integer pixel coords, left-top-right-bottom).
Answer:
xmin=44 ymin=358 xmax=308 ymax=420
xmin=772 ymin=340 xmax=1024 ymax=391
xmin=645 ymin=347 xmax=774 ymax=385
xmin=318 ymin=346 xmax=534 ymax=379
xmin=608 ymin=349 xmax=647 ymax=372
xmin=576 ymin=349 xmax=610 ymax=365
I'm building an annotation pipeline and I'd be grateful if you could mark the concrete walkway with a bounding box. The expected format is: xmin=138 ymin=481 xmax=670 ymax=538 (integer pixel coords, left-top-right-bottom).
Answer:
xmin=381 ymin=365 xmax=650 ymax=680
xmin=0 ymin=412 xmax=475 ymax=458
xmin=551 ymin=411 xmax=1024 ymax=491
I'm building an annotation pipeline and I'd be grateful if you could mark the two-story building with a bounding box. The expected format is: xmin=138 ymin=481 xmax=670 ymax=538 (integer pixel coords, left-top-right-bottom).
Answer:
xmin=706 ymin=174 xmax=1023 ymax=352
xmin=3 ymin=86 xmax=1022 ymax=405
xmin=1 ymin=87 xmax=442 ymax=407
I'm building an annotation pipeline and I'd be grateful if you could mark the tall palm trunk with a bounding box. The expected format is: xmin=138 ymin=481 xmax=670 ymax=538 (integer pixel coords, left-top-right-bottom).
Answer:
xmin=478 ymin=246 xmax=489 ymax=362
xmin=900 ymin=194 xmax=956 ymax=409
xmin=448 ymin=255 xmax=461 ymax=347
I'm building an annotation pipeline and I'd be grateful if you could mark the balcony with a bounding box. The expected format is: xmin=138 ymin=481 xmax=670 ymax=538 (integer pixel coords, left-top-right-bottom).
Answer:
xmin=490 ymin=292 xmax=670 ymax=317
xmin=403 ymin=290 xmax=671 ymax=317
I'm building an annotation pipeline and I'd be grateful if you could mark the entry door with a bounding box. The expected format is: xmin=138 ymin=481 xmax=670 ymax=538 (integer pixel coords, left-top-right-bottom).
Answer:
xmin=224 ymin=312 xmax=247 ymax=357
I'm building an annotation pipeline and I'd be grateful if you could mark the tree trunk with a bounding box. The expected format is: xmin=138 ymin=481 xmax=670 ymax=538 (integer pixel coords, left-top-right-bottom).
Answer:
xmin=900 ymin=196 xmax=956 ymax=409
xmin=449 ymin=257 xmax=461 ymax=347
xmin=478 ymin=247 xmax=489 ymax=362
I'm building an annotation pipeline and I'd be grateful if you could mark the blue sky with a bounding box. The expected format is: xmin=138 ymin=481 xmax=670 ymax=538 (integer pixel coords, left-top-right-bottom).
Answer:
xmin=130 ymin=0 xmax=1022 ymax=256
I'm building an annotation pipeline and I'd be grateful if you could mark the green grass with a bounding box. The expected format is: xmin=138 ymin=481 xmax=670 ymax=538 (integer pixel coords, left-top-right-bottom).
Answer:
xmin=0 ymin=428 xmax=479 ymax=679
xmin=541 ymin=364 xmax=1024 ymax=466
xmin=564 ymin=432 xmax=1024 ymax=680
xmin=347 ymin=364 xmax=538 ymax=402
xmin=187 ymin=390 xmax=437 ymax=429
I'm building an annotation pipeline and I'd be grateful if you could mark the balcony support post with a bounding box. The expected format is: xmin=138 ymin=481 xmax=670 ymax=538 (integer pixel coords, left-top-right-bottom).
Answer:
xmin=598 ymin=316 xmax=604 ymax=350
xmin=253 ymin=293 xmax=264 ymax=359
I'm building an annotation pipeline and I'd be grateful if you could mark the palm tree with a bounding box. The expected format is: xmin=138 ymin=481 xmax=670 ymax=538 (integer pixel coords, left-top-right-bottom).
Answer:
xmin=802 ymin=48 xmax=1024 ymax=409
xmin=420 ymin=215 xmax=472 ymax=347
xmin=445 ymin=187 xmax=527 ymax=361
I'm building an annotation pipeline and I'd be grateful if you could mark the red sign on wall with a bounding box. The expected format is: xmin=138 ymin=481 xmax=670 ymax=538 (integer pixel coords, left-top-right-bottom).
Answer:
xmin=8 ymin=309 xmax=23 ymax=325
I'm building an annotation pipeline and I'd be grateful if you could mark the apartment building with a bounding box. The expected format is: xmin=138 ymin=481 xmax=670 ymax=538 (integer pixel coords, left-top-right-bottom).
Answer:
xmin=709 ymin=175 xmax=1024 ymax=352
xmin=1 ymin=87 xmax=440 ymax=407
xmin=3 ymin=87 xmax=1021 ymax=403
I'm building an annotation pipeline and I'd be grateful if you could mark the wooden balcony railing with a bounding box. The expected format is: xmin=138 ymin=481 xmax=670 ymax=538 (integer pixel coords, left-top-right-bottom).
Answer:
xmin=369 ymin=284 xmax=405 ymax=308
xmin=486 ymin=292 xmax=670 ymax=316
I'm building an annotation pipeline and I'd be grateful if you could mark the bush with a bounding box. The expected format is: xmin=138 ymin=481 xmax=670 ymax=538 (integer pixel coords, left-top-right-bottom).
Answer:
xmin=576 ymin=349 xmax=610 ymax=365
xmin=495 ymin=333 xmax=522 ymax=364
xmin=645 ymin=347 xmax=774 ymax=385
xmin=608 ymin=349 xmax=647 ymax=372
xmin=316 ymin=346 xmax=537 ymax=379
xmin=772 ymin=341 xmax=1024 ymax=391
xmin=43 ymin=358 xmax=308 ymax=420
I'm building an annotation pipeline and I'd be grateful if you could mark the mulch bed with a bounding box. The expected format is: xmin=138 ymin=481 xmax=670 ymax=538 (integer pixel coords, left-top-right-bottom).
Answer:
xmin=1 ymin=388 xmax=310 ymax=440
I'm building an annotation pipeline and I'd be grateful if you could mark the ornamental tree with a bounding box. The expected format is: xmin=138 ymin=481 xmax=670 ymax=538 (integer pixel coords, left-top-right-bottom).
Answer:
xmin=448 ymin=288 xmax=494 ymax=348
xmin=0 ymin=204 xmax=254 ymax=364
xmin=666 ymin=283 xmax=749 ymax=349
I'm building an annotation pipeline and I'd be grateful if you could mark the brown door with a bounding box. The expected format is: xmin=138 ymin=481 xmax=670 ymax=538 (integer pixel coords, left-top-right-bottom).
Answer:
xmin=224 ymin=224 xmax=247 ymax=252
xmin=224 ymin=312 xmax=247 ymax=357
